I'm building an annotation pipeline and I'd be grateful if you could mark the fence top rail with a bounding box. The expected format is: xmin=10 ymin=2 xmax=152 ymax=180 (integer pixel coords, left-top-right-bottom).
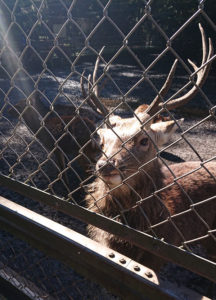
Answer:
xmin=0 ymin=174 xmax=216 ymax=284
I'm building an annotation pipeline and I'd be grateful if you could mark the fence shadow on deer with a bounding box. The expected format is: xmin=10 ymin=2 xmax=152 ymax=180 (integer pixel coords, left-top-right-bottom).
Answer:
xmin=1 ymin=22 xmax=216 ymax=280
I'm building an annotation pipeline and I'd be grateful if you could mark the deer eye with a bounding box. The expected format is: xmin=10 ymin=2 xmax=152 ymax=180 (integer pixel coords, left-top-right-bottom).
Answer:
xmin=140 ymin=137 xmax=149 ymax=146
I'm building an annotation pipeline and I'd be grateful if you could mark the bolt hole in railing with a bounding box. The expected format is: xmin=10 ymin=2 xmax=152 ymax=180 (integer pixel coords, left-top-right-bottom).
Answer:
xmin=0 ymin=0 xmax=216 ymax=299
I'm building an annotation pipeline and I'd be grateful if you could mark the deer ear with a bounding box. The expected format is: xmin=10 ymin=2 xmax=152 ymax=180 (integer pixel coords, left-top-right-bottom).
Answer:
xmin=150 ymin=118 xmax=184 ymax=147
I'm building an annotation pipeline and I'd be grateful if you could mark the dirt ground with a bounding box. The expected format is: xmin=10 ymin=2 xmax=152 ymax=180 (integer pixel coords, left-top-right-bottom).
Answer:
xmin=0 ymin=66 xmax=215 ymax=299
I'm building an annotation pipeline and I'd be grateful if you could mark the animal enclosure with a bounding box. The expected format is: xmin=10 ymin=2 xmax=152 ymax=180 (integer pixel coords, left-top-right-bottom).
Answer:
xmin=0 ymin=0 xmax=216 ymax=299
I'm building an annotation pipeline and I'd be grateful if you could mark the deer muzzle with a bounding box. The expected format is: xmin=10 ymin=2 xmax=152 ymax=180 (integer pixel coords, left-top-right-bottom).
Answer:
xmin=96 ymin=159 xmax=122 ymax=186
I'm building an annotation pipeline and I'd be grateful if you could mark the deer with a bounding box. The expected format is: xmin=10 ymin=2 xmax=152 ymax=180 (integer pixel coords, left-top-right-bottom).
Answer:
xmin=8 ymin=90 xmax=103 ymax=194
xmin=8 ymin=47 xmax=183 ymax=188
xmin=85 ymin=24 xmax=216 ymax=272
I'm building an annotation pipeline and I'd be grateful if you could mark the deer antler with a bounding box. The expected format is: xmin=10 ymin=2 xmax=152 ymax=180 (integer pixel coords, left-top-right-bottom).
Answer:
xmin=136 ymin=59 xmax=178 ymax=115
xmin=80 ymin=71 xmax=99 ymax=113
xmin=92 ymin=46 xmax=105 ymax=98
xmin=80 ymin=47 xmax=110 ymax=119
xmin=146 ymin=23 xmax=214 ymax=117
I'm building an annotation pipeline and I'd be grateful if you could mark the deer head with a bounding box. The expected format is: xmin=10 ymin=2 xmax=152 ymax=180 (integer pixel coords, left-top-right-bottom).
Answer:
xmin=89 ymin=24 xmax=213 ymax=187
xmin=80 ymin=42 xmax=179 ymax=164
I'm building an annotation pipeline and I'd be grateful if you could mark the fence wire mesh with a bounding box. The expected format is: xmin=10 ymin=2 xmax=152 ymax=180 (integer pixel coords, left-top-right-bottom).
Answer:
xmin=0 ymin=228 xmax=118 ymax=300
xmin=0 ymin=0 xmax=216 ymax=298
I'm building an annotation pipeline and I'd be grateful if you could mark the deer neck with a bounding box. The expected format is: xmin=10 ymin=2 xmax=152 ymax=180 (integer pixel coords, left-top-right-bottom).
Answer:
xmin=89 ymin=159 xmax=164 ymax=216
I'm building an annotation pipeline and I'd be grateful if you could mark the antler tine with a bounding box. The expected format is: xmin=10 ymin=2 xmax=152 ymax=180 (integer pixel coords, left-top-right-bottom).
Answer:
xmin=157 ymin=23 xmax=214 ymax=112
xmin=146 ymin=59 xmax=178 ymax=116
xmin=85 ymin=47 xmax=110 ymax=118
xmin=80 ymin=71 xmax=101 ymax=113
xmin=80 ymin=48 xmax=110 ymax=124
xmin=80 ymin=70 xmax=87 ymax=98
xmin=87 ymin=73 xmax=102 ymax=113
xmin=92 ymin=46 xmax=105 ymax=98
xmin=199 ymin=23 xmax=207 ymax=65
xmin=87 ymin=75 xmax=109 ymax=117
xmin=88 ymin=74 xmax=92 ymax=95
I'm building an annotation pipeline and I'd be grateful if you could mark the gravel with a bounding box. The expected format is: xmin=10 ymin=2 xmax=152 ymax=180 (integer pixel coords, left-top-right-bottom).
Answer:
xmin=0 ymin=67 xmax=215 ymax=299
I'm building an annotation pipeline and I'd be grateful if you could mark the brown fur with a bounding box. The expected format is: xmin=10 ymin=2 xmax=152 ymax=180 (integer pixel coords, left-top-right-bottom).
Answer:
xmin=86 ymin=147 xmax=216 ymax=270
xmin=46 ymin=115 xmax=98 ymax=169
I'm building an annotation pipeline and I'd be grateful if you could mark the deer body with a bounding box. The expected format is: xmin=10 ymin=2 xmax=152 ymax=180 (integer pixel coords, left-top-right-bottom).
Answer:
xmin=8 ymin=23 xmax=213 ymax=222
xmin=85 ymin=24 xmax=215 ymax=270
xmin=9 ymin=92 xmax=100 ymax=182
xmin=86 ymin=158 xmax=216 ymax=270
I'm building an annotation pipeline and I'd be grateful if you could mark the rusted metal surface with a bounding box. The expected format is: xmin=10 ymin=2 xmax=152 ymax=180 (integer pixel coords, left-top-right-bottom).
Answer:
xmin=0 ymin=196 xmax=169 ymax=300
xmin=0 ymin=174 xmax=215 ymax=284
xmin=0 ymin=196 xmax=212 ymax=300
xmin=0 ymin=264 xmax=49 ymax=300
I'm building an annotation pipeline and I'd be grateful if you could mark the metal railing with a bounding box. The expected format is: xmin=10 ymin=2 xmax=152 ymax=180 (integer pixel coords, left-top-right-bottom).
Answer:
xmin=0 ymin=0 xmax=215 ymax=299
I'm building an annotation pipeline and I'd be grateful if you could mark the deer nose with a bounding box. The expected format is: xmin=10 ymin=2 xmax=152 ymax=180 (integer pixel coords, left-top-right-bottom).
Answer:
xmin=97 ymin=160 xmax=106 ymax=170
xmin=97 ymin=159 xmax=116 ymax=173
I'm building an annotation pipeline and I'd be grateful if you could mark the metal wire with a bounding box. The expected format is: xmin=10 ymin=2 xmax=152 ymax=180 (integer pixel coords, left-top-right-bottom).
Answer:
xmin=0 ymin=0 xmax=216 ymax=298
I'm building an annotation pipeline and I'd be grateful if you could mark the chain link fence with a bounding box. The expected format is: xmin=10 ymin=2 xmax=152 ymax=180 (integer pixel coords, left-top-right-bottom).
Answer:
xmin=0 ymin=0 xmax=216 ymax=299
xmin=0 ymin=229 xmax=105 ymax=300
